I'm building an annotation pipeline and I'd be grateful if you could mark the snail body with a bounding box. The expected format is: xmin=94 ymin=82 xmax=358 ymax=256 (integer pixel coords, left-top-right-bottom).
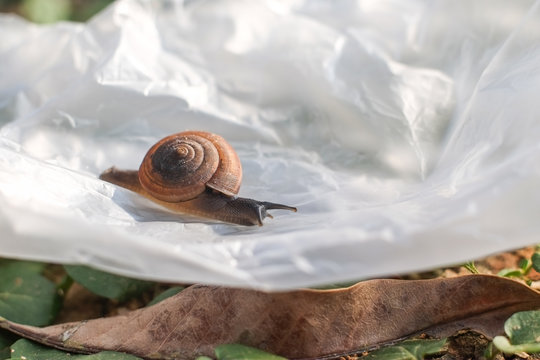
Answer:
xmin=99 ymin=131 xmax=296 ymax=226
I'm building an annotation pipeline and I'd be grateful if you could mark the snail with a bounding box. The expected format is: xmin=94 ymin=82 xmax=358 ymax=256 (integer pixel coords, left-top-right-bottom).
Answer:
xmin=99 ymin=131 xmax=297 ymax=226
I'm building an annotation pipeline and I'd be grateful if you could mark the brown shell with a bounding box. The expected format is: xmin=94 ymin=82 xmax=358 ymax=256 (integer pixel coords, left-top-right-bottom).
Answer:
xmin=138 ymin=131 xmax=242 ymax=202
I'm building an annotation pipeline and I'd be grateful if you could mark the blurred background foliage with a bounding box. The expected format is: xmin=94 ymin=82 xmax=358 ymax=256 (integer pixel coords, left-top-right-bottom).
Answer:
xmin=0 ymin=0 xmax=115 ymax=23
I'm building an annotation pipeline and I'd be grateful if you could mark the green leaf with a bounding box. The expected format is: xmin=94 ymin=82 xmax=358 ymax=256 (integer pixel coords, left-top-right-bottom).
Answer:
xmin=70 ymin=0 xmax=114 ymax=22
xmin=147 ymin=286 xmax=184 ymax=307
xmin=531 ymin=252 xmax=540 ymax=272
xmin=11 ymin=338 xmax=70 ymax=359
xmin=214 ymin=344 xmax=287 ymax=360
xmin=85 ymin=352 xmax=142 ymax=360
xmin=493 ymin=310 xmax=540 ymax=354
xmin=484 ymin=342 xmax=497 ymax=359
xmin=64 ymin=265 xmax=153 ymax=302
xmin=497 ymin=268 xmax=523 ymax=278
xmin=518 ymin=258 xmax=532 ymax=273
xmin=362 ymin=338 xmax=447 ymax=360
xmin=0 ymin=330 xmax=18 ymax=360
xmin=504 ymin=310 xmax=540 ymax=344
xmin=10 ymin=339 xmax=142 ymax=359
xmin=0 ymin=260 xmax=45 ymax=275
xmin=21 ymin=0 xmax=71 ymax=24
xmin=0 ymin=261 xmax=60 ymax=326
xmin=492 ymin=337 xmax=540 ymax=355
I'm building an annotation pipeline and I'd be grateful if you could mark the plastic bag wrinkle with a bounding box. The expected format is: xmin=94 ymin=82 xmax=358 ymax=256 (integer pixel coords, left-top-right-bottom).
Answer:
xmin=1 ymin=0 xmax=540 ymax=289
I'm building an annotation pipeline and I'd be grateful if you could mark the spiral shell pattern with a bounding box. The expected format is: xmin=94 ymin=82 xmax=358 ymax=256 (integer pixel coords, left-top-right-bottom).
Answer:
xmin=139 ymin=131 xmax=242 ymax=202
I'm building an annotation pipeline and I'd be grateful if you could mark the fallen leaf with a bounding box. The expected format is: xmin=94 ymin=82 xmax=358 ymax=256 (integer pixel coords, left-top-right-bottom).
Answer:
xmin=0 ymin=275 xmax=539 ymax=359
xmin=64 ymin=266 xmax=153 ymax=302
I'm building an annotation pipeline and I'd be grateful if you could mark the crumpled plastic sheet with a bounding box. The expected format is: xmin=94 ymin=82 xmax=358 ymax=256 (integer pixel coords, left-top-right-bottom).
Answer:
xmin=1 ymin=0 xmax=540 ymax=290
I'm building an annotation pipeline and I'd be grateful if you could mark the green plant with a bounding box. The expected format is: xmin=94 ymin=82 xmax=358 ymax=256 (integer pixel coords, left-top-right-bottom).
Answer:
xmin=497 ymin=258 xmax=533 ymax=284
xmin=0 ymin=0 xmax=114 ymax=23
xmin=492 ymin=310 xmax=540 ymax=355
xmin=196 ymin=344 xmax=287 ymax=360
xmin=0 ymin=260 xmax=171 ymax=359
xmin=463 ymin=261 xmax=479 ymax=274
xmin=0 ymin=260 xmax=60 ymax=326
xmin=10 ymin=338 xmax=142 ymax=359
xmin=360 ymin=338 xmax=447 ymax=360
xmin=476 ymin=247 xmax=540 ymax=286
xmin=63 ymin=265 xmax=153 ymax=302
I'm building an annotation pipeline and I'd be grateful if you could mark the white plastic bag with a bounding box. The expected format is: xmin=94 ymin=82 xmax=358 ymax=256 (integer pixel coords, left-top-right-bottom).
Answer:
xmin=1 ymin=0 xmax=540 ymax=290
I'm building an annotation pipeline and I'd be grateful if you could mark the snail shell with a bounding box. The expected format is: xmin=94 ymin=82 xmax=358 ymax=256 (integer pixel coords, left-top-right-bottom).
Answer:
xmin=139 ymin=131 xmax=242 ymax=202
xmin=99 ymin=131 xmax=296 ymax=226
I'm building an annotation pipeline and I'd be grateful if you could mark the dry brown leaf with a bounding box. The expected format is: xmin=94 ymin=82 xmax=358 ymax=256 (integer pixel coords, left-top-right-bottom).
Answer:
xmin=1 ymin=274 xmax=539 ymax=359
